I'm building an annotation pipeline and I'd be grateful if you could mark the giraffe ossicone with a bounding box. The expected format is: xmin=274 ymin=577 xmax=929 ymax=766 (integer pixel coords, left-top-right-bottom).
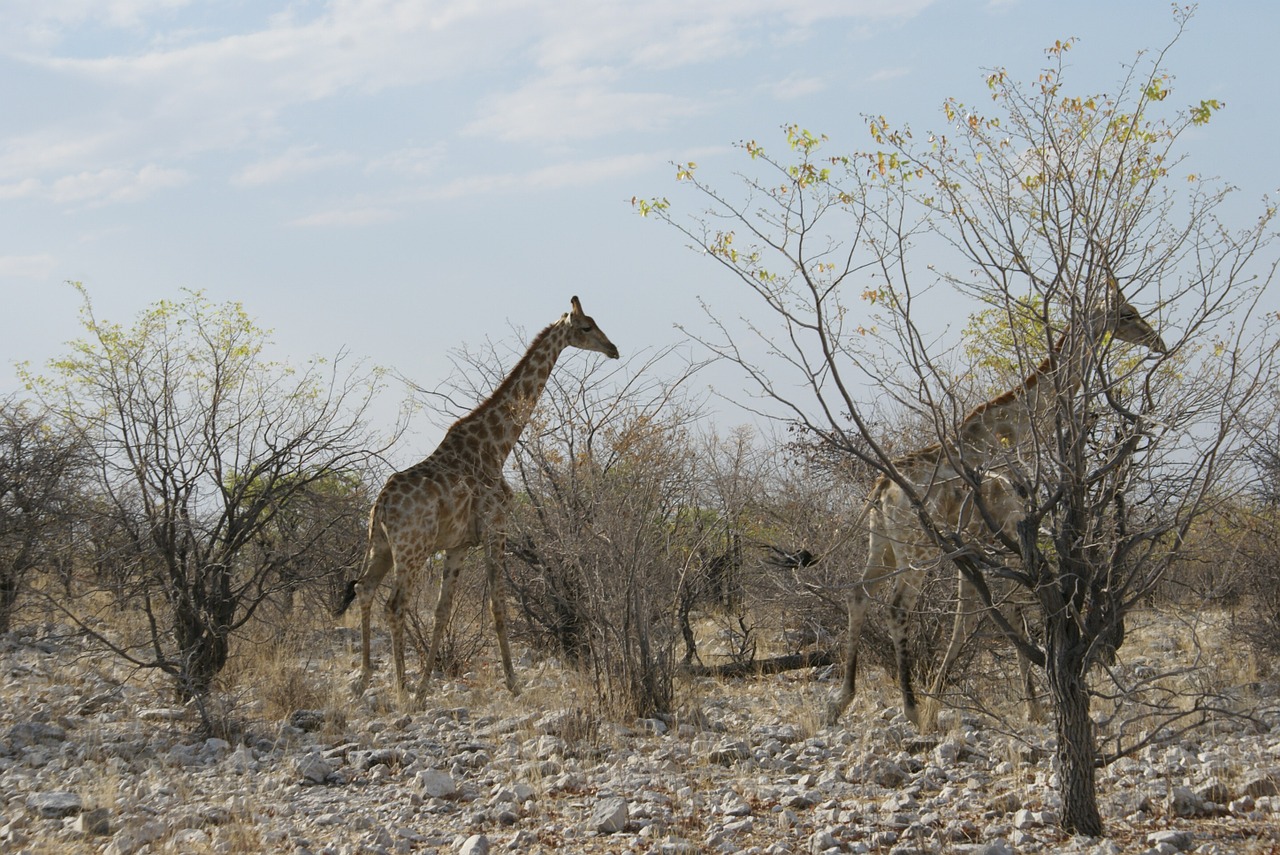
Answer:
xmin=335 ymin=296 xmax=619 ymax=700
xmin=827 ymin=282 xmax=1167 ymax=730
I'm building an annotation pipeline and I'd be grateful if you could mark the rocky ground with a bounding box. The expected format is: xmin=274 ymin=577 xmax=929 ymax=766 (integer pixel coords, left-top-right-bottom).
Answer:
xmin=2 ymin=618 xmax=1280 ymax=855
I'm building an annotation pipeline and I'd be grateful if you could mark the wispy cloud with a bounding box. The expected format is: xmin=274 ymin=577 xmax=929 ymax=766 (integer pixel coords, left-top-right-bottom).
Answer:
xmin=49 ymin=164 xmax=188 ymax=205
xmin=1 ymin=0 xmax=936 ymax=206
xmin=465 ymin=70 xmax=700 ymax=143
xmin=0 ymin=254 xmax=58 ymax=280
xmin=426 ymin=151 xmax=687 ymax=200
xmin=766 ymin=74 xmax=827 ymax=101
xmin=233 ymin=145 xmax=354 ymax=187
xmin=288 ymin=206 xmax=397 ymax=228
xmin=0 ymin=178 xmax=41 ymax=200
xmin=365 ymin=145 xmax=446 ymax=178
xmin=868 ymin=66 xmax=910 ymax=83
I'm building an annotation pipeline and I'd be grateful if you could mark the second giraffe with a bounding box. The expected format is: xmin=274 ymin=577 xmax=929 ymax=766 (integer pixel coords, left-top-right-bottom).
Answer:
xmin=336 ymin=296 xmax=619 ymax=700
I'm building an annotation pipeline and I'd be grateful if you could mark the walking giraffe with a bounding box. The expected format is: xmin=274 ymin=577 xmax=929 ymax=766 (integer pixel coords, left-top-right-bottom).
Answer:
xmin=336 ymin=297 xmax=619 ymax=699
xmin=827 ymin=281 xmax=1167 ymax=729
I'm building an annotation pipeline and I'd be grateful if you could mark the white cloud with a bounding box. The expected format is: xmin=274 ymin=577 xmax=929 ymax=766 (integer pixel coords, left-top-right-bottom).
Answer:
xmin=427 ymin=151 xmax=668 ymax=200
xmin=233 ymin=146 xmax=354 ymax=187
xmin=466 ymin=69 xmax=700 ymax=143
xmin=0 ymin=178 xmax=41 ymax=200
xmin=289 ymin=207 xmax=396 ymax=228
xmin=0 ymin=0 xmax=195 ymax=48
xmin=0 ymin=0 xmax=936 ymax=202
xmin=49 ymin=164 xmax=188 ymax=205
xmin=868 ymin=66 xmax=910 ymax=83
xmin=532 ymin=0 xmax=930 ymax=72
xmin=766 ymin=74 xmax=827 ymax=101
xmin=0 ymin=254 xmax=58 ymax=280
xmin=365 ymin=145 xmax=446 ymax=178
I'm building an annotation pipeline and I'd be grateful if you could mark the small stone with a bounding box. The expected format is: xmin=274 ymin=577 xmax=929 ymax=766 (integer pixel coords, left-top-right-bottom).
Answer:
xmin=6 ymin=722 xmax=67 ymax=747
xmin=1195 ymin=779 xmax=1230 ymax=805
xmin=137 ymin=708 xmax=186 ymax=722
xmin=493 ymin=781 xmax=536 ymax=804
xmin=1168 ymin=786 xmax=1204 ymax=818
xmin=27 ymin=791 xmax=82 ymax=818
xmin=590 ymin=796 xmax=628 ymax=834
xmin=456 ymin=830 xmax=491 ymax=853
xmin=1146 ymin=829 xmax=1193 ymax=851
xmin=506 ymin=830 xmax=537 ymax=851
xmin=1012 ymin=808 xmax=1040 ymax=829
xmin=418 ymin=769 xmax=457 ymax=799
xmin=934 ymin=739 xmax=964 ymax=764
xmin=722 ymin=792 xmax=752 ymax=817
xmin=988 ymin=791 xmax=1022 ymax=815
xmin=1243 ymin=771 xmax=1280 ymax=798
xmin=171 ymin=828 xmax=211 ymax=849
xmin=76 ymin=808 xmax=111 ymax=836
xmin=103 ymin=820 xmax=165 ymax=855
xmin=295 ymin=752 xmax=334 ymax=785
xmin=289 ymin=709 xmax=327 ymax=732
xmin=808 ymin=829 xmax=839 ymax=853
xmin=535 ymin=708 xmax=592 ymax=740
xmin=708 ymin=740 xmax=751 ymax=765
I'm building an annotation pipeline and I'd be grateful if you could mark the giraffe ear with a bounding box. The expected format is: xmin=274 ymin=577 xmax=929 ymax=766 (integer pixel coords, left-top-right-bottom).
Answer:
xmin=570 ymin=296 xmax=583 ymax=316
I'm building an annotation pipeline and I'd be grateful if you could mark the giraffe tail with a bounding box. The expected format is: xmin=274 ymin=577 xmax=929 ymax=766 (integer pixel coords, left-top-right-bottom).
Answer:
xmin=333 ymin=579 xmax=358 ymax=618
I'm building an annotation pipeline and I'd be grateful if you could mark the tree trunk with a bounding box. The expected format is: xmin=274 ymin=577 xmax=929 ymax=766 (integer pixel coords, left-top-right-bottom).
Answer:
xmin=1046 ymin=620 xmax=1103 ymax=837
xmin=171 ymin=564 xmax=235 ymax=701
xmin=0 ymin=568 xmax=16 ymax=634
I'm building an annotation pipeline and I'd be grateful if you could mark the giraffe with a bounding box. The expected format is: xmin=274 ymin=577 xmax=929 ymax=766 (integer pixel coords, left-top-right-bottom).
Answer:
xmin=826 ymin=282 xmax=1167 ymax=729
xmin=335 ymin=296 xmax=619 ymax=699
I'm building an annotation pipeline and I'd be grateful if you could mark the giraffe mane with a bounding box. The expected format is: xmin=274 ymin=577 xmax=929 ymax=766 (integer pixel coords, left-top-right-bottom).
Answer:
xmin=452 ymin=320 xmax=561 ymax=429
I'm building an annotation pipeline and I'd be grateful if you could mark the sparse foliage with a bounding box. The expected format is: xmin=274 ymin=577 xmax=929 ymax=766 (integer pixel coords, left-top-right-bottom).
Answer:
xmin=26 ymin=285 xmax=395 ymax=711
xmin=0 ymin=399 xmax=87 ymax=632
xmin=641 ymin=10 xmax=1278 ymax=836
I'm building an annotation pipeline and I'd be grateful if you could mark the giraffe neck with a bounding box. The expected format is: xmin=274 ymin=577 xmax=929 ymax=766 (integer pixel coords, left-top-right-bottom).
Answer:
xmin=449 ymin=320 xmax=571 ymax=467
xmin=957 ymin=331 xmax=1081 ymax=462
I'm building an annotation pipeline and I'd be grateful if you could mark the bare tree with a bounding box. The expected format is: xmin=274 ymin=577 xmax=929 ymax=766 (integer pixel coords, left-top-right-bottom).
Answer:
xmin=0 ymin=398 xmax=87 ymax=632
xmin=427 ymin=337 xmax=707 ymax=718
xmin=27 ymin=286 xmax=396 ymax=711
xmin=640 ymin=14 xmax=1278 ymax=836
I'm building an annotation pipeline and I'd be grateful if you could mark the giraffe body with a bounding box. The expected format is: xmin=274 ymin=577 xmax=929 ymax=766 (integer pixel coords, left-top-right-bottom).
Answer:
xmin=337 ymin=297 xmax=618 ymax=699
xmin=828 ymin=284 xmax=1166 ymax=729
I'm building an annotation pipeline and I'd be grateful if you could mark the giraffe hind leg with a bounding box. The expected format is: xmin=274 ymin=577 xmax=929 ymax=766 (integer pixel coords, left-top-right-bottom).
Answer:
xmin=417 ymin=550 xmax=465 ymax=701
xmin=385 ymin=577 xmax=410 ymax=696
xmin=828 ymin=534 xmax=896 ymax=726
xmin=1015 ymin=604 xmax=1045 ymax=722
xmin=486 ymin=540 xmax=519 ymax=695
xmin=922 ymin=573 xmax=980 ymax=732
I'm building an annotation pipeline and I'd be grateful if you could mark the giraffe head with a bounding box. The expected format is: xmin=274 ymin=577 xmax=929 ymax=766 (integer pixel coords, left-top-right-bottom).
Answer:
xmin=562 ymin=296 xmax=620 ymax=359
xmin=1102 ymin=281 xmax=1168 ymax=355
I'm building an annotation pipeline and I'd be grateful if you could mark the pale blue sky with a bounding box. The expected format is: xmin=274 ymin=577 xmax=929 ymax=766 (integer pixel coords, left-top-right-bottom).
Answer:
xmin=2 ymin=1 xmax=1275 ymax=456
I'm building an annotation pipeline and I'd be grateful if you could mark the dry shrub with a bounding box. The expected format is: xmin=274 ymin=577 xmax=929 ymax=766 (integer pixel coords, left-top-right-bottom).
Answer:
xmin=1231 ymin=506 xmax=1280 ymax=671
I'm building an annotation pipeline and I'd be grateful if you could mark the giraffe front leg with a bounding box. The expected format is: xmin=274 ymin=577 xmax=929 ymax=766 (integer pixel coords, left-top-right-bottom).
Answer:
xmin=417 ymin=550 xmax=464 ymax=702
xmin=827 ymin=588 xmax=869 ymax=726
xmin=888 ymin=587 xmax=921 ymax=729
xmin=356 ymin=592 xmax=373 ymax=694
xmin=347 ymin=535 xmax=393 ymax=696
xmin=1014 ymin=604 xmax=1045 ymax=722
xmin=486 ymin=540 xmax=519 ymax=695
xmin=922 ymin=572 xmax=979 ymax=733
xmin=385 ymin=580 xmax=410 ymax=698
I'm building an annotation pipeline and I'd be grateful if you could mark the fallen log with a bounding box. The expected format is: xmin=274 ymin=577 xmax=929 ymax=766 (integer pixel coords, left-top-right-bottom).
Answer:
xmin=680 ymin=649 xmax=836 ymax=679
